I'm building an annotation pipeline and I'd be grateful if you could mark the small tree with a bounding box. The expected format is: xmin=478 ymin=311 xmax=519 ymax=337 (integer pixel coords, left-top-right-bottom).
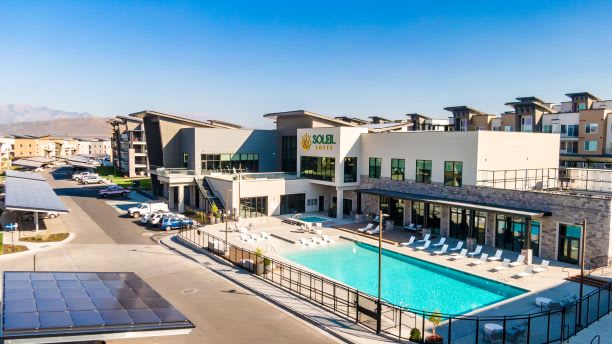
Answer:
xmin=428 ymin=311 xmax=443 ymax=342
xmin=409 ymin=328 xmax=421 ymax=342
xmin=211 ymin=203 xmax=219 ymax=216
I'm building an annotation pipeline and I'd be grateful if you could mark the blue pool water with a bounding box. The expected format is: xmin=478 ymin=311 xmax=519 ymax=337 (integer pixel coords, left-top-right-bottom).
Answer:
xmin=299 ymin=216 xmax=329 ymax=223
xmin=284 ymin=241 xmax=526 ymax=315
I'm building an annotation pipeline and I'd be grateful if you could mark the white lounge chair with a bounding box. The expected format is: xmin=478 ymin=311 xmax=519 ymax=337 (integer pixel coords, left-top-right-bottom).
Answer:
xmin=432 ymin=244 xmax=448 ymax=255
xmin=416 ymin=233 xmax=430 ymax=243
xmin=432 ymin=237 xmax=446 ymax=248
xmin=516 ymin=265 xmax=533 ymax=278
xmin=448 ymin=241 xmax=464 ymax=253
xmin=322 ymin=235 xmax=335 ymax=244
xmin=311 ymin=236 xmax=322 ymax=244
xmin=533 ymin=260 xmax=550 ymax=273
xmin=240 ymin=234 xmax=253 ymax=242
xmin=487 ymin=250 xmax=503 ymax=262
xmin=299 ymin=238 xmax=312 ymax=246
xmin=399 ymin=236 xmax=415 ymax=247
xmin=449 ymin=248 xmax=468 ymax=260
xmin=494 ymin=259 xmax=511 ymax=271
xmin=509 ymin=255 xmax=525 ymax=267
xmin=415 ymin=241 xmax=431 ymax=251
xmin=467 ymin=245 xmax=483 ymax=258
xmin=260 ymin=232 xmax=271 ymax=239
xmin=358 ymin=223 xmax=373 ymax=233
xmin=366 ymin=226 xmax=380 ymax=235
xmin=404 ymin=223 xmax=416 ymax=231
xmin=470 ymin=253 xmax=489 ymax=265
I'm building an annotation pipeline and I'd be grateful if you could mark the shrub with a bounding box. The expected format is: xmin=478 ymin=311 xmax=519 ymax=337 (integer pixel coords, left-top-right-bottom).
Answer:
xmin=409 ymin=328 xmax=421 ymax=342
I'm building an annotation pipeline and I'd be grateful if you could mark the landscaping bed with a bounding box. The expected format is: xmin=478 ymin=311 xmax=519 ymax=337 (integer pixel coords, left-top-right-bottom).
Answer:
xmin=20 ymin=232 xmax=70 ymax=243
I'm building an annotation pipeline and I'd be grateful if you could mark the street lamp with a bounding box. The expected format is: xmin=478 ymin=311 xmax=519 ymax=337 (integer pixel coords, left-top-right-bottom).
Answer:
xmin=224 ymin=189 xmax=233 ymax=245
xmin=577 ymin=219 xmax=587 ymax=327
xmin=376 ymin=209 xmax=387 ymax=334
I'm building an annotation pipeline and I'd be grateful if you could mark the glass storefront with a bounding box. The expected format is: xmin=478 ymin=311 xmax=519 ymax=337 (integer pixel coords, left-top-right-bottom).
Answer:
xmin=380 ymin=196 xmax=403 ymax=226
xmin=495 ymin=216 xmax=540 ymax=256
xmin=201 ymin=153 xmax=259 ymax=172
xmin=280 ymin=193 xmax=305 ymax=215
xmin=449 ymin=207 xmax=486 ymax=244
xmin=240 ymin=196 xmax=268 ymax=218
xmin=300 ymin=156 xmax=335 ymax=182
xmin=281 ymin=136 xmax=297 ymax=172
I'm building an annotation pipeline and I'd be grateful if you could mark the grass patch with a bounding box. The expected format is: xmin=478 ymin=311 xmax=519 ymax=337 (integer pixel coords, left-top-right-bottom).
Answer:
xmin=20 ymin=232 xmax=70 ymax=243
xmin=1 ymin=244 xmax=29 ymax=254
xmin=95 ymin=167 xmax=152 ymax=190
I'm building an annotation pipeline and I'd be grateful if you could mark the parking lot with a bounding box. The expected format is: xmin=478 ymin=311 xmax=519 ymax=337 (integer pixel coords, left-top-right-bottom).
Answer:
xmin=0 ymin=167 xmax=336 ymax=344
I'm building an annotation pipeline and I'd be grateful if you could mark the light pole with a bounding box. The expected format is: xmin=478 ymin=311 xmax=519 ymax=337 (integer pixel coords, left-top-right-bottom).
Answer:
xmin=224 ymin=189 xmax=232 ymax=244
xmin=578 ymin=219 xmax=587 ymax=327
xmin=377 ymin=209 xmax=383 ymax=334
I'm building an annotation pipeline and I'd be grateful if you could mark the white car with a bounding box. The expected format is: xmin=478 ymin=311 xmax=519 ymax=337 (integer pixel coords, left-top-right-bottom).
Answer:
xmin=140 ymin=212 xmax=166 ymax=224
xmin=128 ymin=202 xmax=169 ymax=218
xmin=34 ymin=167 xmax=44 ymax=172
xmin=73 ymin=172 xmax=98 ymax=181
xmin=149 ymin=212 xmax=182 ymax=226
xmin=21 ymin=211 xmax=60 ymax=221
xmin=79 ymin=175 xmax=106 ymax=185
xmin=54 ymin=161 xmax=67 ymax=166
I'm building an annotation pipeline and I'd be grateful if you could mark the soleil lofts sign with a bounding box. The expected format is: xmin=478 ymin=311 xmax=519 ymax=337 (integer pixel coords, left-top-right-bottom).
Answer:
xmin=301 ymin=133 xmax=336 ymax=151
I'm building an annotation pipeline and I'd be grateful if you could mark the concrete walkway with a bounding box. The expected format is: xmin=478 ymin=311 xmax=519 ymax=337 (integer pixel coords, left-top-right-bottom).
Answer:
xmin=162 ymin=235 xmax=395 ymax=344
xmin=567 ymin=313 xmax=610 ymax=343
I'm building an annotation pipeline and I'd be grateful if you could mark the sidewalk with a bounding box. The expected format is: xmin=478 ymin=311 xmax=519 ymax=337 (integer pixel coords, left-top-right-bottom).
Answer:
xmin=161 ymin=235 xmax=396 ymax=344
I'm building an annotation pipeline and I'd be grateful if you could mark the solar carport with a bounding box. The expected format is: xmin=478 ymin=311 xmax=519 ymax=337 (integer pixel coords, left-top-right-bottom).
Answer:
xmin=1 ymin=271 xmax=195 ymax=343
xmin=11 ymin=159 xmax=43 ymax=170
xmin=4 ymin=170 xmax=69 ymax=230
xmin=68 ymin=160 xmax=96 ymax=170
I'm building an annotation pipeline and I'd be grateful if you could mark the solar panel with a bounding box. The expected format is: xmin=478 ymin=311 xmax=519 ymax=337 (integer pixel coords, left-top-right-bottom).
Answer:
xmin=1 ymin=272 xmax=194 ymax=341
xmin=4 ymin=174 xmax=69 ymax=213
xmin=4 ymin=170 xmax=45 ymax=181
xmin=10 ymin=159 xmax=44 ymax=169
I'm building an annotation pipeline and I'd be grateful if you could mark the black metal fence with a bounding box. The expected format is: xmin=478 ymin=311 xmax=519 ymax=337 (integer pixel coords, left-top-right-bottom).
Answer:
xmin=178 ymin=228 xmax=612 ymax=344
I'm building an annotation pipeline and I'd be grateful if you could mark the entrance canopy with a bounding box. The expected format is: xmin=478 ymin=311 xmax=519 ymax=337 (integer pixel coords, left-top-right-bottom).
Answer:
xmin=1 ymin=271 xmax=194 ymax=343
xmin=4 ymin=170 xmax=69 ymax=213
xmin=359 ymin=188 xmax=551 ymax=218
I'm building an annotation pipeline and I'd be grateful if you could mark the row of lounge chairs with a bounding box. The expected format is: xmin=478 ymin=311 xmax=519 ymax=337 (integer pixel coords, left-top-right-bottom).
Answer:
xmin=298 ymin=235 xmax=336 ymax=246
xmin=399 ymin=235 xmax=550 ymax=278
xmin=239 ymin=232 xmax=271 ymax=242
xmin=357 ymin=223 xmax=381 ymax=235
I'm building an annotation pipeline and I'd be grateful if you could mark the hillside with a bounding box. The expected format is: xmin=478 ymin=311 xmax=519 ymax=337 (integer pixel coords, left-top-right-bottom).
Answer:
xmin=0 ymin=117 xmax=112 ymax=138
xmin=0 ymin=104 xmax=93 ymax=125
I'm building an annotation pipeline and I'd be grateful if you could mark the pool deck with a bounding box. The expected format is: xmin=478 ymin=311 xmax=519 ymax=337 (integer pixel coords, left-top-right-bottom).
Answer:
xmin=194 ymin=215 xmax=611 ymax=341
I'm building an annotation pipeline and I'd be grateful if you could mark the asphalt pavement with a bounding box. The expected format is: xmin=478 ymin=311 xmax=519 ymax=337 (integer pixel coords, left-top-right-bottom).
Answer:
xmin=0 ymin=167 xmax=337 ymax=344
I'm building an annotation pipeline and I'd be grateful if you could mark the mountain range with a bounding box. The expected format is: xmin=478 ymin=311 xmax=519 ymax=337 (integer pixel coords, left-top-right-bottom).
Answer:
xmin=0 ymin=104 xmax=111 ymax=138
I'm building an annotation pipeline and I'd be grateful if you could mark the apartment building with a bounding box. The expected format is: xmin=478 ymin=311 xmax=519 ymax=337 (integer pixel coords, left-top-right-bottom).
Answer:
xmin=76 ymin=138 xmax=112 ymax=156
xmin=0 ymin=136 xmax=15 ymax=172
xmin=135 ymin=109 xmax=611 ymax=267
xmin=107 ymin=116 xmax=149 ymax=177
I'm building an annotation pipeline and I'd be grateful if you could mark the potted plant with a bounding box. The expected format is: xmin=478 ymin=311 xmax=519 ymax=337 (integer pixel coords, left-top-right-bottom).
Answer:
xmin=211 ymin=204 xmax=219 ymax=224
xmin=263 ymin=256 xmax=272 ymax=273
xmin=254 ymin=247 xmax=265 ymax=275
xmin=425 ymin=311 xmax=443 ymax=344
xmin=409 ymin=328 xmax=421 ymax=343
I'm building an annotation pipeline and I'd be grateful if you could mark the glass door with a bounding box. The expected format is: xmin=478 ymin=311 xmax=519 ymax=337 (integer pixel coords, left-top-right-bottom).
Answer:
xmin=389 ymin=198 xmax=404 ymax=226
xmin=558 ymin=224 xmax=581 ymax=264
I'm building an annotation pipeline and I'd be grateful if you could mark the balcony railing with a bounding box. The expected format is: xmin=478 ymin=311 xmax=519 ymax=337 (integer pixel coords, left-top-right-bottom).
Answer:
xmin=154 ymin=168 xmax=195 ymax=176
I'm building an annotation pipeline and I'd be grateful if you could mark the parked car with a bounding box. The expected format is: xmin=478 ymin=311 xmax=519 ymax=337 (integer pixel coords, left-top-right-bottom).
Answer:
xmin=34 ymin=167 xmax=44 ymax=172
xmin=128 ymin=202 xmax=169 ymax=218
xmin=79 ymin=175 xmax=106 ymax=184
xmin=21 ymin=211 xmax=60 ymax=221
xmin=54 ymin=161 xmax=67 ymax=166
xmin=72 ymin=171 xmax=98 ymax=181
xmin=159 ymin=217 xmax=194 ymax=231
xmin=147 ymin=212 xmax=175 ymax=225
xmin=97 ymin=185 xmax=130 ymax=198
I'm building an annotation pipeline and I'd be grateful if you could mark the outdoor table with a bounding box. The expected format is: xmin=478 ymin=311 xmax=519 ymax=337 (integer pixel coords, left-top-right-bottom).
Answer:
xmin=536 ymin=297 xmax=552 ymax=310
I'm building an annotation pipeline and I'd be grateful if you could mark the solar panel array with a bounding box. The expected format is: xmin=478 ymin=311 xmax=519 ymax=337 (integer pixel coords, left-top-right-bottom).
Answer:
xmin=5 ymin=170 xmax=46 ymax=181
xmin=4 ymin=174 xmax=69 ymax=213
xmin=11 ymin=159 xmax=44 ymax=169
xmin=2 ymin=272 xmax=193 ymax=339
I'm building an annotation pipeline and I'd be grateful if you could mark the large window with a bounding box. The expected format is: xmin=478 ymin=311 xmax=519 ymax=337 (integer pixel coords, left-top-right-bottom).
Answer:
xmin=300 ymin=156 xmax=335 ymax=182
xmin=558 ymin=223 xmax=581 ymax=264
xmin=416 ymin=160 xmax=432 ymax=184
xmin=240 ymin=197 xmax=268 ymax=218
xmin=495 ymin=216 xmax=539 ymax=256
xmin=450 ymin=207 xmax=470 ymax=240
xmin=411 ymin=201 xmax=425 ymax=227
xmin=344 ymin=157 xmax=357 ymax=183
xmin=473 ymin=211 xmax=487 ymax=245
xmin=281 ymin=136 xmax=297 ymax=172
xmin=444 ymin=161 xmax=463 ymax=187
xmin=584 ymin=140 xmax=598 ymax=152
xmin=521 ymin=117 xmax=533 ymax=132
xmin=585 ymin=123 xmax=598 ymax=134
xmin=391 ymin=159 xmax=405 ymax=181
xmin=561 ymin=141 xmax=578 ymax=154
xmin=369 ymin=157 xmax=381 ymax=178
xmin=280 ymin=194 xmax=305 ymax=215
xmin=561 ymin=124 xmax=579 ymax=137
xmin=427 ymin=204 xmax=441 ymax=235
xmin=201 ymin=153 xmax=259 ymax=172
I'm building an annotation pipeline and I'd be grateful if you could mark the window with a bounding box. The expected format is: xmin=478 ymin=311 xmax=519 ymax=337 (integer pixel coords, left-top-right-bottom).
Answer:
xmin=368 ymin=157 xmax=381 ymax=178
xmin=542 ymin=125 xmax=552 ymax=133
xmin=578 ymin=103 xmax=587 ymax=111
xmin=426 ymin=204 xmax=441 ymax=235
xmin=561 ymin=124 xmax=579 ymax=137
xmin=585 ymin=123 xmax=598 ymax=134
xmin=240 ymin=196 xmax=268 ymax=218
xmin=459 ymin=119 xmax=468 ymax=131
xmin=504 ymin=126 xmax=512 ymax=132
xmin=584 ymin=140 xmax=598 ymax=152
xmin=183 ymin=153 xmax=189 ymax=168
xmin=201 ymin=153 xmax=259 ymax=172
xmin=521 ymin=117 xmax=533 ymax=132
xmin=343 ymin=157 xmax=357 ymax=183
xmin=411 ymin=201 xmax=426 ymax=227
xmin=444 ymin=161 xmax=463 ymax=187
xmin=415 ymin=160 xmax=432 ymax=184
xmin=560 ymin=141 xmax=578 ymax=154
xmin=390 ymin=159 xmax=405 ymax=181
xmin=300 ymin=156 xmax=335 ymax=182
xmin=281 ymin=136 xmax=297 ymax=172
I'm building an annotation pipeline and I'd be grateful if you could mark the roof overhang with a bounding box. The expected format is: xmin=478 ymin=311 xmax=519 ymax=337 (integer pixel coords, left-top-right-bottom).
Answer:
xmin=263 ymin=110 xmax=357 ymax=127
xmin=129 ymin=110 xmax=218 ymax=128
xmin=358 ymin=188 xmax=551 ymax=218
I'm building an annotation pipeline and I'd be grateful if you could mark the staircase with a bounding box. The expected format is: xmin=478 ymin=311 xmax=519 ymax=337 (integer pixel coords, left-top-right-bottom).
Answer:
xmin=194 ymin=177 xmax=225 ymax=212
xmin=566 ymin=275 xmax=610 ymax=288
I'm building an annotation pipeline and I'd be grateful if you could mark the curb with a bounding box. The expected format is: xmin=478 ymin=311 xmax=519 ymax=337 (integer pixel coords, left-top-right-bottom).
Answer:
xmin=0 ymin=232 xmax=76 ymax=260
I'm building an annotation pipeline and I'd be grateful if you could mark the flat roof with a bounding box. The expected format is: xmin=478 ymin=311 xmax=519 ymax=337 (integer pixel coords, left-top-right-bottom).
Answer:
xmin=4 ymin=171 xmax=69 ymax=213
xmin=1 ymin=271 xmax=194 ymax=342
xmin=11 ymin=159 xmax=43 ymax=169
xmin=359 ymin=188 xmax=551 ymax=218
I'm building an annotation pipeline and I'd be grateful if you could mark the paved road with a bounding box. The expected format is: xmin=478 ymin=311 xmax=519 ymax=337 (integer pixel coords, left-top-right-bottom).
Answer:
xmin=0 ymin=168 xmax=337 ymax=344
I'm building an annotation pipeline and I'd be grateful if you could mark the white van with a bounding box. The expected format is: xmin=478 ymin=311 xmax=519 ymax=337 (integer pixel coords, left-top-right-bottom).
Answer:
xmin=128 ymin=202 xmax=169 ymax=218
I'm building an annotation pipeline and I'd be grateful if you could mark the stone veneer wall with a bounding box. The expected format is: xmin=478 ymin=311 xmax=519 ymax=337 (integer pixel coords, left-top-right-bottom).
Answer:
xmin=359 ymin=175 xmax=612 ymax=266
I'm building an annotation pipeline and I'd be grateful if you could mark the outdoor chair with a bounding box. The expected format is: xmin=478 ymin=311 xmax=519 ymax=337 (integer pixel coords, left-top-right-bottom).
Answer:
xmin=515 ymin=265 xmax=533 ymax=278
xmin=432 ymin=244 xmax=448 ymax=255
xmin=322 ymin=235 xmax=335 ymax=244
xmin=533 ymin=260 xmax=549 ymax=273
xmin=366 ymin=225 xmax=380 ymax=235
xmin=399 ymin=236 xmax=415 ymax=247
xmin=416 ymin=233 xmax=430 ymax=243
xmin=494 ymin=259 xmax=510 ymax=271
xmin=415 ymin=240 xmax=431 ymax=251
xmin=448 ymin=241 xmax=464 ymax=252
xmin=509 ymin=254 xmax=525 ymax=267
xmin=470 ymin=253 xmax=489 ymax=265
xmin=432 ymin=237 xmax=446 ymax=247
xmin=449 ymin=248 xmax=468 ymax=260
xmin=487 ymin=250 xmax=503 ymax=262
xmin=467 ymin=245 xmax=483 ymax=258
xmin=358 ymin=223 xmax=373 ymax=233
xmin=299 ymin=238 xmax=312 ymax=246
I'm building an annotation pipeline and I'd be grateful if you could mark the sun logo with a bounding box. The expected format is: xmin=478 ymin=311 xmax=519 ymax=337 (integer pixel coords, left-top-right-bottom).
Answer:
xmin=301 ymin=133 xmax=312 ymax=151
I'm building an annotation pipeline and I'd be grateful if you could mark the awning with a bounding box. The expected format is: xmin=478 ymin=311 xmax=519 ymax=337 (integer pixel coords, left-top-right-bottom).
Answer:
xmin=4 ymin=170 xmax=69 ymax=213
xmin=1 ymin=271 xmax=194 ymax=343
xmin=359 ymin=188 xmax=551 ymax=218
xmin=11 ymin=159 xmax=43 ymax=169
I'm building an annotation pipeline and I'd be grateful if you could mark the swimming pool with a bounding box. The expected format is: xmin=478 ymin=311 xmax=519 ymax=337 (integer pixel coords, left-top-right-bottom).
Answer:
xmin=298 ymin=216 xmax=330 ymax=223
xmin=283 ymin=241 xmax=526 ymax=315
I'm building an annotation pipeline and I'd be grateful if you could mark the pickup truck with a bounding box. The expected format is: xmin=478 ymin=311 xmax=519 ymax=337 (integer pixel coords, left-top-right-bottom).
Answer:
xmin=79 ymin=175 xmax=106 ymax=185
xmin=128 ymin=202 xmax=169 ymax=218
xmin=73 ymin=172 xmax=98 ymax=181
xmin=97 ymin=185 xmax=130 ymax=198
xmin=159 ymin=217 xmax=194 ymax=231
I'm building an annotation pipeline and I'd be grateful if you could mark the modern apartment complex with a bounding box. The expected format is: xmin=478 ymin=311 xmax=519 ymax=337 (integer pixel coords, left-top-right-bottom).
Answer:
xmin=12 ymin=135 xmax=79 ymax=159
xmin=76 ymin=138 xmax=112 ymax=156
xmin=0 ymin=136 xmax=15 ymax=172
xmin=125 ymin=109 xmax=611 ymax=268
xmin=107 ymin=116 xmax=149 ymax=177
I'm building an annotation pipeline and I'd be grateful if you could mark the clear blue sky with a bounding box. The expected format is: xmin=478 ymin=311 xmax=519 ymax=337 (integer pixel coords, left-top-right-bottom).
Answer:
xmin=1 ymin=0 xmax=611 ymax=128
